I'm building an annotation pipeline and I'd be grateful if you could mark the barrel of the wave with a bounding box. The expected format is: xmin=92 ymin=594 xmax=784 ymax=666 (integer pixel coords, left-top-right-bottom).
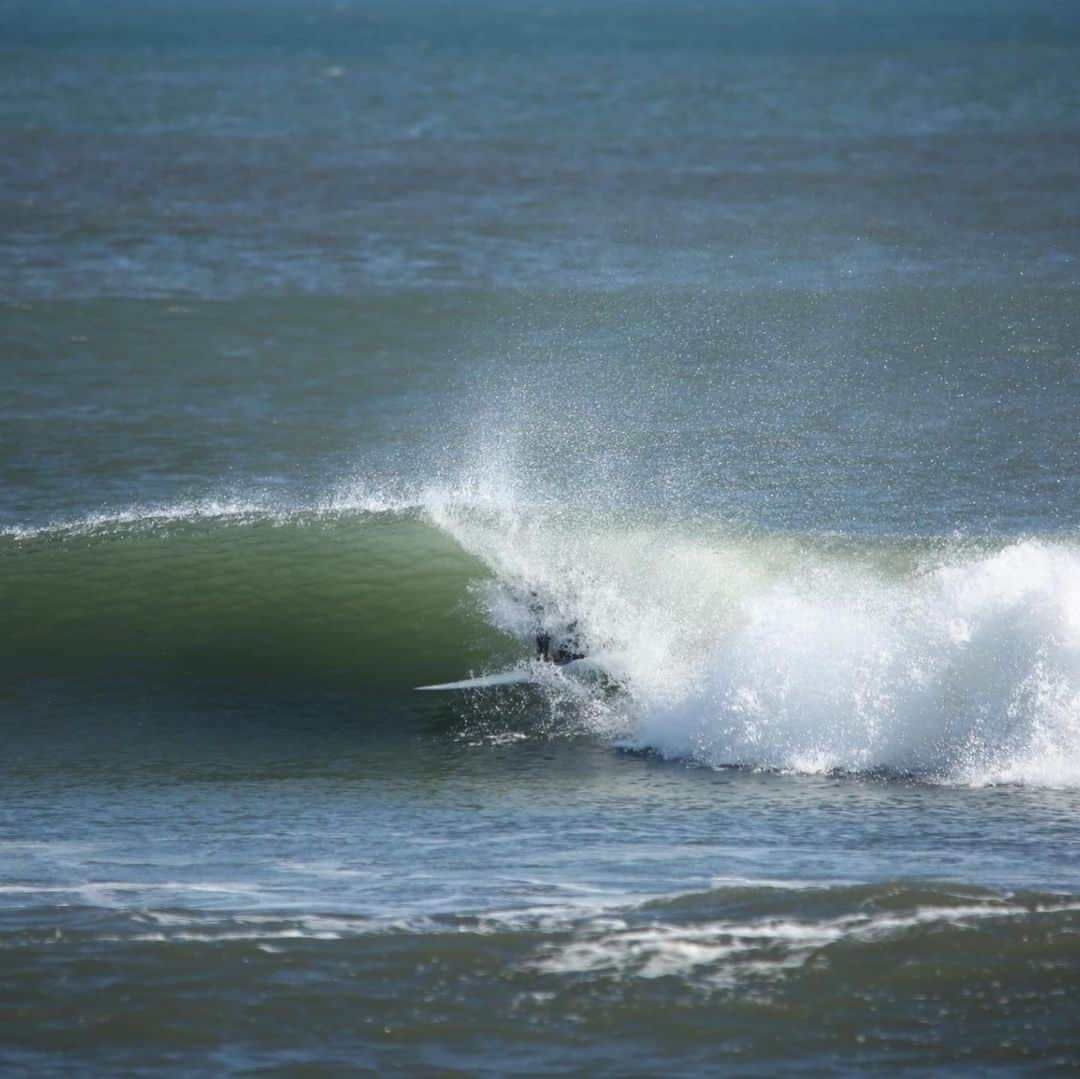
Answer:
xmin=0 ymin=504 xmax=510 ymax=710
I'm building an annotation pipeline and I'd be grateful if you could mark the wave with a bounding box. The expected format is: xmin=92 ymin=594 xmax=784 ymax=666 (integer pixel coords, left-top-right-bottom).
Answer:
xmin=3 ymin=485 xmax=1079 ymax=785
xmin=0 ymin=489 xmax=506 ymax=693
xmin=5 ymin=880 xmax=1076 ymax=1074
xmin=5 ymin=877 xmax=1076 ymax=944
xmin=430 ymin=492 xmax=1080 ymax=788
xmin=4 ymin=879 xmax=1078 ymax=1008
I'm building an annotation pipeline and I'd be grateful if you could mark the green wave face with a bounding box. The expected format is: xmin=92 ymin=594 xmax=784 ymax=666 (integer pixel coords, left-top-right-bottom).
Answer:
xmin=1 ymin=510 xmax=510 ymax=698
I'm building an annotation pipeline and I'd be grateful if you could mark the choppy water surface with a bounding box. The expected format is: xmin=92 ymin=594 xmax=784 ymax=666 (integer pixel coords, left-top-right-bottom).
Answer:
xmin=2 ymin=1 xmax=1079 ymax=1074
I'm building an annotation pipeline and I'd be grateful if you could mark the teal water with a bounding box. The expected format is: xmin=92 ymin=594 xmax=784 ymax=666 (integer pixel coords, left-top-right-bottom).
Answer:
xmin=2 ymin=2 xmax=1080 ymax=1074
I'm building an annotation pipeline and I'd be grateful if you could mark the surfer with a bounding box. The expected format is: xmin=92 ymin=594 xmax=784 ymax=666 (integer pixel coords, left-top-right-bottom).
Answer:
xmin=535 ymin=621 xmax=585 ymax=665
xmin=416 ymin=595 xmax=591 ymax=691
xmin=527 ymin=591 xmax=586 ymax=665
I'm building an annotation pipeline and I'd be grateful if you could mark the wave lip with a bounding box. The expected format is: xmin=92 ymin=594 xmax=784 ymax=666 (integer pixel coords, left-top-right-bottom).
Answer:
xmin=0 ymin=482 xmax=417 ymax=542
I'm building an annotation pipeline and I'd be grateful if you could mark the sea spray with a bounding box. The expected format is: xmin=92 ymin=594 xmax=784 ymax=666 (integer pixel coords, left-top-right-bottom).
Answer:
xmin=426 ymin=493 xmax=1080 ymax=786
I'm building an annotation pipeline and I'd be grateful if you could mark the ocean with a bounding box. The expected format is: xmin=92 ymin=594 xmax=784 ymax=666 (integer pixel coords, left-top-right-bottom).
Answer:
xmin=2 ymin=1 xmax=1079 ymax=1073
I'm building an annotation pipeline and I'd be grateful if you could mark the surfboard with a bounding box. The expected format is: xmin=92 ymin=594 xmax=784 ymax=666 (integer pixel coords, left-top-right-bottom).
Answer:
xmin=415 ymin=668 xmax=541 ymax=691
xmin=415 ymin=657 xmax=605 ymax=692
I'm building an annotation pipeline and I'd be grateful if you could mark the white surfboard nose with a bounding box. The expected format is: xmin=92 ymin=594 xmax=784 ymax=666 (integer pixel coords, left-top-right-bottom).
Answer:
xmin=416 ymin=657 xmax=601 ymax=691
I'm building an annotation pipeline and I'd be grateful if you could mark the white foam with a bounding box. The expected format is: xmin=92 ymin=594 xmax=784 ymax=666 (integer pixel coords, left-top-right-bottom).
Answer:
xmin=6 ymin=880 xmax=273 ymax=908
xmin=631 ymin=539 xmax=1080 ymax=787
xmin=1 ymin=496 xmax=288 ymax=540
xmin=425 ymin=493 xmax=1080 ymax=788
xmin=532 ymin=897 xmax=1080 ymax=987
xmin=1 ymin=481 xmax=418 ymax=541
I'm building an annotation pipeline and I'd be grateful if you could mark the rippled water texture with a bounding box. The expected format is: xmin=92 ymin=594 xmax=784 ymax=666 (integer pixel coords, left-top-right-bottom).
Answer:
xmin=2 ymin=1 xmax=1079 ymax=1074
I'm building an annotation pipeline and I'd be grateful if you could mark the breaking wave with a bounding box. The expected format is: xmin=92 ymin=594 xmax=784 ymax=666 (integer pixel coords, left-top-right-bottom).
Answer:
xmin=431 ymin=489 xmax=1080 ymax=788
xmin=3 ymin=482 xmax=1079 ymax=786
